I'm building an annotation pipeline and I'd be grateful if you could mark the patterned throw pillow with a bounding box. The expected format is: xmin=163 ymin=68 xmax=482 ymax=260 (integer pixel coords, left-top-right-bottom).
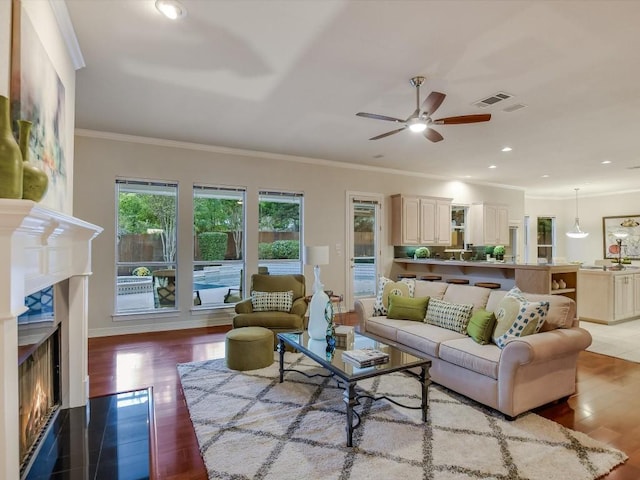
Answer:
xmin=373 ymin=276 xmax=416 ymax=316
xmin=251 ymin=290 xmax=293 ymax=312
xmin=492 ymin=287 xmax=549 ymax=348
xmin=425 ymin=298 xmax=473 ymax=334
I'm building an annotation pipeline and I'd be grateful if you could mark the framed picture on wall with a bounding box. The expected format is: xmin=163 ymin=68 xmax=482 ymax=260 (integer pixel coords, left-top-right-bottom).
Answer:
xmin=602 ymin=215 xmax=640 ymax=260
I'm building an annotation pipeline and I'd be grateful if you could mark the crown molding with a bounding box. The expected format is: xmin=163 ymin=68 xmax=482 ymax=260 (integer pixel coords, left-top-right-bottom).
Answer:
xmin=49 ymin=0 xmax=85 ymax=70
xmin=74 ymin=128 xmax=524 ymax=192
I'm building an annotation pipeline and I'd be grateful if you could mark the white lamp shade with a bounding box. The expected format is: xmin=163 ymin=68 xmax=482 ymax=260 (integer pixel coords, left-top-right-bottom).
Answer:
xmin=304 ymin=245 xmax=329 ymax=266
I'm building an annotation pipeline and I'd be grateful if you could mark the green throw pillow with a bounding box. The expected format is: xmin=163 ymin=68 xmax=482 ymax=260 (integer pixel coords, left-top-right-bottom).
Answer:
xmin=467 ymin=309 xmax=497 ymax=345
xmin=387 ymin=295 xmax=429 ymax=322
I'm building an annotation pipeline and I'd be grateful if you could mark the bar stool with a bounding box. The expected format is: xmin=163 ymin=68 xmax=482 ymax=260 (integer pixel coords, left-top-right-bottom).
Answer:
xmin=397 ymin=273 xmax=417 ymax=280
xmin=475 ymin=282 xmax=501 ymax=289
xmin=419 ymin=275 xmax=442 ymax=282
xmin=446 ymin=278 xmax=470 ymax=285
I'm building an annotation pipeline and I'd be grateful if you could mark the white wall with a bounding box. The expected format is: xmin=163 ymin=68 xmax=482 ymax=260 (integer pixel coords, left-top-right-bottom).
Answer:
xmin=73 ymin=132 xmax=525 ymax=337
xmin=526 ymin=191 xmax=640 ymax=265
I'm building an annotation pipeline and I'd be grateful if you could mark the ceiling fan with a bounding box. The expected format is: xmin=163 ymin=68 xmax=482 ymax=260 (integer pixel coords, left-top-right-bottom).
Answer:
xmin=356 ymin=76 xmax=491 ymax=143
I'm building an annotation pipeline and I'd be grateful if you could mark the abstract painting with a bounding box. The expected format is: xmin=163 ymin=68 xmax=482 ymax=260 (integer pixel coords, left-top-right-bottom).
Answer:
xmin=603 ymin=215 xmax=640 ymax=260
xmin=10 ymin=0 xmax=68 ymax=212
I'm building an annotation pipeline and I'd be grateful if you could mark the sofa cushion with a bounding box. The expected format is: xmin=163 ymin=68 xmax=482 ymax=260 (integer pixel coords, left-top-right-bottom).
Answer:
xmin=492 ymin=288 xmax=549 ymax=348
xmin=443 ymin=284 xmax=491 ymax=312
xmin=486 ymin=290 xmax=575 ymax=331
xmin=467 ymin=309 xmax=497 ymax=345
xmin=387 ymin=295 xmax=429 ymax=322
xmin=426 ymin=298 xmax=473 ymax=334
xmin=396 ymin=323 xmax=466 ymax=358
xmin=251 ymin=290 xmax=293 ymax=312
xmin=413 ymin=280 xmax=447 ymax=300
xmin=365 ymin=316 xmax=414 ymax=342
xmin=439 ymin=337 xmax=501 ymax=379
xmin=373 ymin=277 xmax=415 ymax=316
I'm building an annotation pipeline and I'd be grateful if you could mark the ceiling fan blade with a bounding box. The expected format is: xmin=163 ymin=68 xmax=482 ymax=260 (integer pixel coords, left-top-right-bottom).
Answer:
xmin=424 ymin=128 xmax=444 ymax=143
xmin=432 ymin=114 xmax=491 ymax=125
xmin=370 ymin=127 xmax=406 ymax=140
xmin=420 ymin=92 xmax=446 ymax=117
xmin=356 ymin=112 xmax=405 ymax=124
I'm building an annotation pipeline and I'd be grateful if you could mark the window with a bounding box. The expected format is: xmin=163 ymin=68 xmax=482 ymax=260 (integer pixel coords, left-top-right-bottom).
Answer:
xmin=193 ymin=185 xmax=245 ymax=307
xmin=116 ymin=180 xmax=178 ymax=314
xmin=258 ymin=191 xmax=303 ymax=275
xmin=537 ymin=216 xmax=555 ymax=263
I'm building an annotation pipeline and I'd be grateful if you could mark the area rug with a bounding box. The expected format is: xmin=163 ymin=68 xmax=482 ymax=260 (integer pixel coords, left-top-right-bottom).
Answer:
xmin=177 ymin=353 xmax=627 ymax=480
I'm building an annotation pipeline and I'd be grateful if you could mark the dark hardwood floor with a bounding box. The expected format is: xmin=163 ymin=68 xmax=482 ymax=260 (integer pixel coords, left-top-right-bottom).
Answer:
xmin=88 ymin=314 xmax=640 ymax=479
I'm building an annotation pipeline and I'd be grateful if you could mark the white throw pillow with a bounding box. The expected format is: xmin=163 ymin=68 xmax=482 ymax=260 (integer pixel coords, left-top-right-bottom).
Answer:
xmin=373 ymin=276 xmax=415 ymax=316
xmin=492 ymin=287 xmax=549 ymax=348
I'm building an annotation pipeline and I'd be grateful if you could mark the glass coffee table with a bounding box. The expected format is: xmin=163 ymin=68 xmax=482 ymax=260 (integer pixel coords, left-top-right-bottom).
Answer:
xmin=277 ymin=330 xmax=431 ymax=447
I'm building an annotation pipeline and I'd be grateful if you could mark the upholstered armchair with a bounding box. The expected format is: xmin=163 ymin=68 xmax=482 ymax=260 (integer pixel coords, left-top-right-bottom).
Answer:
xmin=233 ymin=274 xmax=307 ymax=345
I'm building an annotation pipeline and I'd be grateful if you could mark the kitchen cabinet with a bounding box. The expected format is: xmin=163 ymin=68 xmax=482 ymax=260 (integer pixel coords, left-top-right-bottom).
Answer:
xmin=578 ymin=269 xmax=640 ymax=323
xmin=391 ymin=194 xmax=452 ymax=246
xmin=469 ymin=203 xmax=509 ymax=246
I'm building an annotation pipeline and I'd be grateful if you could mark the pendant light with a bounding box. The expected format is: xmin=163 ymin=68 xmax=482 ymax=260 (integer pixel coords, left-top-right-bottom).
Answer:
xmin=566 ymin=188 xmax=589 ymax=238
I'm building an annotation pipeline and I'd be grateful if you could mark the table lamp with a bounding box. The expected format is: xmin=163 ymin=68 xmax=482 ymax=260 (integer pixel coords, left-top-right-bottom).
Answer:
xmin=304 ymin=245 xmax=330 ymax=340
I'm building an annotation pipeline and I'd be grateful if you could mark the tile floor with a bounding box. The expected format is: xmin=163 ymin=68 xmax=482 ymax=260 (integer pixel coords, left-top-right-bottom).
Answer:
xmin=581 ymin=318 xmax=640 ymax=362
xmin=25 ymin=389 xmax=151 ymax=480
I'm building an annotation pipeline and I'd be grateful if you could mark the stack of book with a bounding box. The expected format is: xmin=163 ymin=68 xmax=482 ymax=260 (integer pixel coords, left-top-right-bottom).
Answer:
xmin=341 ymin=348 xmax=389 ymax=368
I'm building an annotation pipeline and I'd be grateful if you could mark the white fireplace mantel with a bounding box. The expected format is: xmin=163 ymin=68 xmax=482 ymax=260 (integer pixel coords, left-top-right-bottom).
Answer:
xmin=0 ymin=199 xmax=102 ymax=479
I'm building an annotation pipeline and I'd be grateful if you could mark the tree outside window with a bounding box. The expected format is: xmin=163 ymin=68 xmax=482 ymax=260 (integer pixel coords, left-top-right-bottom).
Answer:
xmin=193 ymin=186 xmax=245 ymax=307
xmin=116 ymin=180 xmax=178 ymax=313
xmin=258 ymin=191 xmax=303 ymax=275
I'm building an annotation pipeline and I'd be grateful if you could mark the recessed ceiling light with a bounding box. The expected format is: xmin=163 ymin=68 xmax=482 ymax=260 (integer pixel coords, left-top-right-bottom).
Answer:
xmin=488 ymin=165 xmax=497 ymax=169
xmin=601 ymin=160 xmax=611 ymax=164
xmin=464 ymin=175 xmax=472 ymax=178
xmin=541 ymin=174 xmax=550 ymax=178
xmin=156 ymin=0 xmax=186 ymax=19
xmin=501 ymin=146 xmax=512 ymax=152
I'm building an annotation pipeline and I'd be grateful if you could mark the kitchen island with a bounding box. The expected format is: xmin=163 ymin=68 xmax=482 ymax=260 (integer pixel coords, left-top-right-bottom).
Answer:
xmin=392 ymin=258 xmax=578 ymax=301
xmin=578 ymin=267 xmax=640 ymax=324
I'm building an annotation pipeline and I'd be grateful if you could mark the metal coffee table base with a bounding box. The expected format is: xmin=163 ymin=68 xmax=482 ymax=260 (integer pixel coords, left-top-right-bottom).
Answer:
xmin=278 ymin=338 xmax=429 ymax=447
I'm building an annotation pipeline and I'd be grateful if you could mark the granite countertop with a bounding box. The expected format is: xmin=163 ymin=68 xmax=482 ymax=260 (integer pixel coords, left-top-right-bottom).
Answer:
xmin=394 ymin=258 xmax=578 ymax=271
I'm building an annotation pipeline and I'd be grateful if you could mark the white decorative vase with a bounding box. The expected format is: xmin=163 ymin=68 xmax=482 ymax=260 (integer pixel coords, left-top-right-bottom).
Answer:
xmin=308 ymin=265 xmax=331 ymax=340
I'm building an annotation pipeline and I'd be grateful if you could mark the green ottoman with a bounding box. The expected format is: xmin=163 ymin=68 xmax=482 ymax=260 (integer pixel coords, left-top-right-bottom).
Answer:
xmin=225 ymin=326 xmax=274 ymax=371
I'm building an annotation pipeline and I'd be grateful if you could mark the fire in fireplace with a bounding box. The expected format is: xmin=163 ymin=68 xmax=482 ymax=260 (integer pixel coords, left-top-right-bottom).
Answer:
xmin=18 ymin=328 xmax=60 ymax=473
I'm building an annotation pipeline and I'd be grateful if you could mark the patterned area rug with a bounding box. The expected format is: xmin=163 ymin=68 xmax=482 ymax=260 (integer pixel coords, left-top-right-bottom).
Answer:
xmin=177 ymin=353 xmax=626 ymax=480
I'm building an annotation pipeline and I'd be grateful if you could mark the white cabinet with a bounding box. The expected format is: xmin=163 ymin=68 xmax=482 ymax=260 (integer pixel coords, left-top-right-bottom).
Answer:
xmin=578 ymin=270 xmax=640 ymax=323
xmin=391 ymin=194 xmax=452 ymax=246
xmin=614 ymin=274 xmax=635 ymax=321
xmin=469 ymin=203 xmax=509 ymax=246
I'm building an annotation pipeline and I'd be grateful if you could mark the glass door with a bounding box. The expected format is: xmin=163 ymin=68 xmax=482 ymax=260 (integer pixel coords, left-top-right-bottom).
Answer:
xmin=346 ymin=193 xmax=382 ymax=309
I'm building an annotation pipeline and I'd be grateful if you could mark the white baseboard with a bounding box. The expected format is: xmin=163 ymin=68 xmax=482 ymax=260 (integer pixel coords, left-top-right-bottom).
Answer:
xmin=89 ymin=316 xmax=232 ymax=337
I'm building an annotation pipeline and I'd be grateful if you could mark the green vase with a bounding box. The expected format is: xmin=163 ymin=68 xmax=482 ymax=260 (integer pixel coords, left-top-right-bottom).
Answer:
xmin=0 ymin=95 xmax=23 ymax=199
xmin=18 ymin=120 xmax=48 ymax=202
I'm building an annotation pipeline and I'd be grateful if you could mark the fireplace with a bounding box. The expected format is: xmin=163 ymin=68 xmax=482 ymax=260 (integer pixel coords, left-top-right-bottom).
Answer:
xmin=0 ymin=200 xmax=102 ymax=479
xmin=18 ymin=324 xmax=60 ymax=475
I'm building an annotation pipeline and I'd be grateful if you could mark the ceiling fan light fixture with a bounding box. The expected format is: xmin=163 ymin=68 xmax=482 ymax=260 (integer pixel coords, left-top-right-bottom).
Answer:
xmin=156 ymin=0 xmax=186 ymax=19
xmin=407 ymin=118 xmax=427 ymax=133
xmin=566 ymin=188 xmax=589 ymax=239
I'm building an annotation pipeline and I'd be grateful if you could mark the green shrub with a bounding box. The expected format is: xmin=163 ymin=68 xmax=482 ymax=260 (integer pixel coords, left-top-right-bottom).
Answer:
xmin=493 ymin=245 xmax=505 ymax=256
xmin=271 ymin=240 xmax=299 ymax=259
xmin=198 ymin=232 xmax=228 ymax=260
xmin=415 ymin=247 xmax=430 ymax=258
xmin=258 ymin=242 xmax=273 ymax=259
xmin=484 ymin=245 xmax=495 ymax=256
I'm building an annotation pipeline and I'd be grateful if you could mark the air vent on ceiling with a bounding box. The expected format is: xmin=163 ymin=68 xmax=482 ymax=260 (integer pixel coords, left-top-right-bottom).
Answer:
xmin=627 ymin=166 xmax=640 ymax=170
xmin=473 ymin=91 xmax=513 ymax=108
xmin=503 ymin=103 xmax=528 ymax=113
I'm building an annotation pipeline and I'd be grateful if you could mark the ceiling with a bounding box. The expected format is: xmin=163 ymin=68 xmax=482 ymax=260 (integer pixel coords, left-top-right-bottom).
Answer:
xmin=65 ymin=0 xmax=640 ymax=198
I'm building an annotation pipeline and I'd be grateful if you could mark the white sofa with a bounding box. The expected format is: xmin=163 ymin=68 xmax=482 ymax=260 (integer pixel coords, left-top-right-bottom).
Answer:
xmin=354 ymin=280 xmax=593 ymax=418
